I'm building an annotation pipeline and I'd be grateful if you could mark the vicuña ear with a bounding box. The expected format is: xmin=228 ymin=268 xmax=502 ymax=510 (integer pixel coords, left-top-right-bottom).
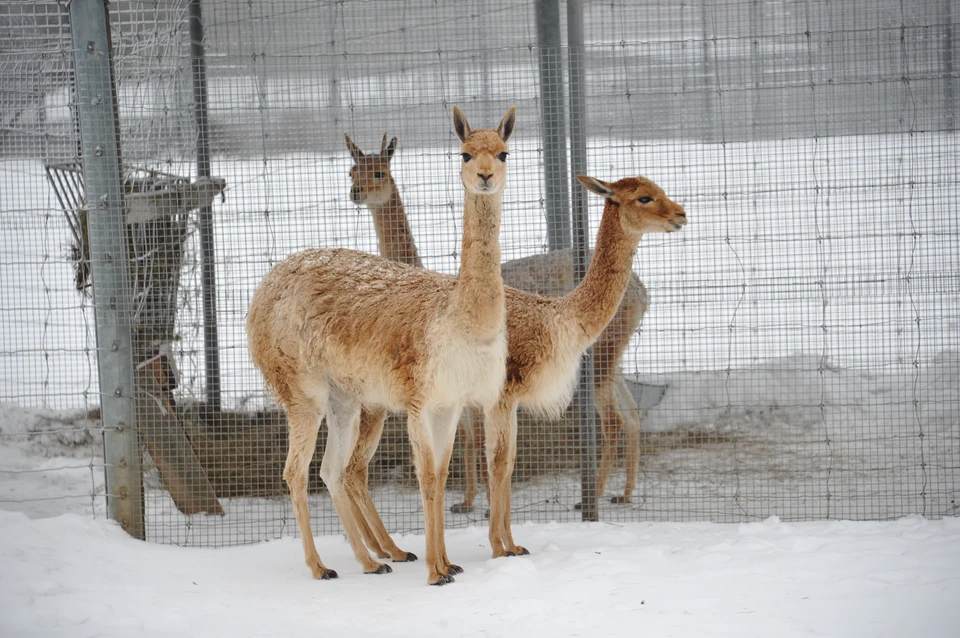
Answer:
xmin=576 ymin=175 xmax=617 ymax=200
xmin=453 ymin=106 xmax=472 ymax=142
xmin=345 ymin=134 xmax=364 ymax=161
xmin=498 ymin=106 xmax=516 ymax=142
xmin=383 ymin=135 xmax=398 ymax=160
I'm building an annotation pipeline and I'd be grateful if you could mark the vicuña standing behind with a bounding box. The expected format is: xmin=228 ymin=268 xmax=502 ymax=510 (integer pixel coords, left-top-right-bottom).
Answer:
xmin=246 ymin=106 xmax=516 ymax=585
xmin=339 ymin=171 xmax=687 ymax=560
xmin=344 ymin=133 xmax=651 ymax=511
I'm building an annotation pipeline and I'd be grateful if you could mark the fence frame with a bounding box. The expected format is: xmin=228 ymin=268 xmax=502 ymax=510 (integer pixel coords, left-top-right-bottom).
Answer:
xmin=69 ymin=0 xmax=145 ymax=540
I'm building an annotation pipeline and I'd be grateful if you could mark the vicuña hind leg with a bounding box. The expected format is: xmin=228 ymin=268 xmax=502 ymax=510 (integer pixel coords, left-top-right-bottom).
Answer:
xmin=450 ymin=409 xmax=480 ymax=514
xmin=283 ymin=386 xmax=337 ymax=580
xmin=595 ymin=375 xmax=619 ymax=501
xmin=616 ymin=374 xmax=643 ymax=504
xmin=319 ymin=388 xmax=391 ymax=575
xmin=485 ymin=400 xmax=528 ymax=558
xmin=344 ymin=407 xmax=417 ymax=562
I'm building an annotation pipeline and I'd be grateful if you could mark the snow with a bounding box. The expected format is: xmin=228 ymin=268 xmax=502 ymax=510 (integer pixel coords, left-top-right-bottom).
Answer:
xmin=2 ymin=507 xmax=959 ymax=637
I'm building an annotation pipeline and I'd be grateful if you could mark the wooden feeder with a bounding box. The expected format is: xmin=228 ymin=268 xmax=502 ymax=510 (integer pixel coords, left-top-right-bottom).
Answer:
xmin=45 ymin=161 xmax=226 ymax=517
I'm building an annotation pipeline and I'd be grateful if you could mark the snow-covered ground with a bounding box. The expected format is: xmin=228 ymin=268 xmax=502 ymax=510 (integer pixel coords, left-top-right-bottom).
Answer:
xmin=2 ymin=505 xmax=959 ymax=637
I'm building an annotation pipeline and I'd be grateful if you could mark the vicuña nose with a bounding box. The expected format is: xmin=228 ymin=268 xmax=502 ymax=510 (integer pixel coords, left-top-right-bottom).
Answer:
xmin=478 ymin=172 xmax=493 ymax=184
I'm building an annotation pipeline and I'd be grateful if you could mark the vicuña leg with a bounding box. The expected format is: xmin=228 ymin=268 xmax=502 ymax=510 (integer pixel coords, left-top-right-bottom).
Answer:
xmin=344 ymin=407 xmax=418 ymax=562
xmin=406 ymin=406 xmax=462 ymax=585
xmin=485 ymin=399 xmax=528 ymax=558
xmin=430 ymin=405 xmax=463 ymax=575
xmin=616 ymin=375 xmax=643 ymax=504
xmin=318 ymin=388 xmax=392 ymax=575
xmin=450 ymin=408 xmax=482 ymax=514
xmin=595 ymin=374 xmax=623 ymax=502
xmin=283 ymin=386 xmax=337 ymax=580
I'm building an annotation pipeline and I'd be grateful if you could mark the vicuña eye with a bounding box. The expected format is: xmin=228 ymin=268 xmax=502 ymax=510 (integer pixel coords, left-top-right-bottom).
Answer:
xmin=373 ymin=171 xmax=383 ymax=179
xmin=461 ymin=153 xmax=472 ymax=163
xmin=498 ymin=152 xmax=509 ymax=162
xmin=638 ymin=196 xmax=653 ymax=204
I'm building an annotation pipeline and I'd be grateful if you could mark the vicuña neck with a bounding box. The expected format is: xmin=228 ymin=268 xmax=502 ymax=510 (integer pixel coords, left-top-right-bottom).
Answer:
xmin=560 ymin=201 xmax=639 ymax=345
xmin=454 ymin=190 xmax=505 ymax=338
xmin=370 ymin=184 xmax=422 ymax=268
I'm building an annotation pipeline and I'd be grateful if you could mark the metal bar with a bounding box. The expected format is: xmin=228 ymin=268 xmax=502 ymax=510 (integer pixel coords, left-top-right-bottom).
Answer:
xmin=566 ymin=0 xmax=597 ymax=523
xmin=188 ymin=0 xmax=222 ymax=414
xmin=69 ymin=0 xmax=144 ymax=540
xmin=44 ymin=164 xmax=84 ymax=250
xmin=535 ymin=0 xmax=570 ymax=251
xmin=945 ymin=0 xmax=955 ymax=131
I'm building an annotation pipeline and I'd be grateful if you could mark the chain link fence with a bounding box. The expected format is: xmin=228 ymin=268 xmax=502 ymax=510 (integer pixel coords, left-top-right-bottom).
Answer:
xmin=1 ymin=0 xmax=957 ymax=549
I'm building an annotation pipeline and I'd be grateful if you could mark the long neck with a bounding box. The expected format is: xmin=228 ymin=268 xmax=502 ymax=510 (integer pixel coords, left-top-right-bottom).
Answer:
xmin=559 ymin=201 xmax=640 ymax=345
xmin=369 ymin=182 xmax=422 ymax=268
xmin=454 ymin=191 xmax=505 ymax=338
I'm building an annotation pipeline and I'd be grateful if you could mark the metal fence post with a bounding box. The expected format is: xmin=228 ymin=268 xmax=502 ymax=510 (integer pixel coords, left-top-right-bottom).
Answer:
xmin=944 ymin=0 xmax=955 ymax=130
xmin=535 ymin=0 xmax=570 ymax=251
xmin=566 ymin=0 xmax=597 ymax=523
xmin=69 ymin=0 xmax=144 ymax=540
xmin=188 ymin=0 xmax=222 ymax=414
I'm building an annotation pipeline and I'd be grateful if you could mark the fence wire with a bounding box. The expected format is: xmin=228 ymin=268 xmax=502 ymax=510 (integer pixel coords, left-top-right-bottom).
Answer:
xmin=0 ymin=0 xmax=957 ymax=551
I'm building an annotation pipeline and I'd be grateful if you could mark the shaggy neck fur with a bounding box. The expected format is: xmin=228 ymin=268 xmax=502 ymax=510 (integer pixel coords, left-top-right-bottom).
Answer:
xmin=559 ymin=199 xmax=640 ymax=345
xmin=454 ymin=190 xmax=504 ymax=338
xmin=369 ymin=184 xmax=422 ymax=268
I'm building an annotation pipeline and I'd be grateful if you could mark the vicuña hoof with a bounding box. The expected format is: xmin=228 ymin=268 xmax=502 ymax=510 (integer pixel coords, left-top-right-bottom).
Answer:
xmin=394 ymin=551 xmax=418 ymax=562
xmin=314 ymin=568 xmax=338 ymax=580
xmin=430 ymin=574 xmax=455 ymax=586
xmin=446 ymin=563 xmax=464 ymax=574
xmin=611 ymin=496 xmax=632 ymax=504
xmin=366 ymin=564 xmax=392 ymax=575
xmin=506 ymin=547 xmax=530 ymax=557
xmin=450 ymin=502 xmax=474 ymax=514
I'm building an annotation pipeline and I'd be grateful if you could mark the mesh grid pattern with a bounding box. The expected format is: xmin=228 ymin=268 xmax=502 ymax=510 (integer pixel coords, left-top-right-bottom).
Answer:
xmin=0 ymin=0 xmax=957 ymax=551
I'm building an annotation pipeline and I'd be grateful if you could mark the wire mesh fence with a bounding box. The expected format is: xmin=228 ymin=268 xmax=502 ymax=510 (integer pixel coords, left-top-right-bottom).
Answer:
xmin=0 ymin=0 xmax=957 ymax=554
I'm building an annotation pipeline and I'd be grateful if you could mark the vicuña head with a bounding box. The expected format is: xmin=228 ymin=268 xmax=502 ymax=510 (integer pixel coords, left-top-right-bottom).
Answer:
xmin=344 ymin=132 xmax=421 ymax=268
xmin=345 ymin=133 xmax=397 ymax=207
xmin=454 ymin=105 xmax=515 ymax=196
xmin=576 ymin=174 xmax=687 ymax=236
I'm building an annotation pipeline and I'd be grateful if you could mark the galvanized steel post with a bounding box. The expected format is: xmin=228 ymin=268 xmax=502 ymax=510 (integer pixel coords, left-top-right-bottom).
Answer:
xmin=188 ymin=0 xmax=222 ymax=414
xmin=535 ymin=0 xmax=570 ymax=252
xmin=69 ymin=0 xmax=145 ymax=539
xmin=566 ymin=0 xmax=598 ymax=522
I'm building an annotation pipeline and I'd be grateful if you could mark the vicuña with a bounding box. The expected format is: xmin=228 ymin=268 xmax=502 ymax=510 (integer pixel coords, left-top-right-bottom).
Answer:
xmin=247 ymin=106 xmax=516 ymax=585
xmin=338 ymin=161 xmax=687 ymax=559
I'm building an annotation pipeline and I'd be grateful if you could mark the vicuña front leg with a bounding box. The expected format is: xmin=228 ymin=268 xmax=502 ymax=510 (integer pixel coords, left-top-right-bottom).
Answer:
xmin=344 ymin=407 xmax=418 ymax=562
xmin=485 ymin=400 xmax=528 ymax=558
xmin=283 ymin=389 xmax=338 ymax=580
xmin=407 ymin=407 xmax=461 ymax=585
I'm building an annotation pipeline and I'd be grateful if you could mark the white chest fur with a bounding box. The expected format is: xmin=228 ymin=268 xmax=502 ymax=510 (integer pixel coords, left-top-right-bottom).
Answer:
xmin=430 ymin=328 xmax=508 ymax=410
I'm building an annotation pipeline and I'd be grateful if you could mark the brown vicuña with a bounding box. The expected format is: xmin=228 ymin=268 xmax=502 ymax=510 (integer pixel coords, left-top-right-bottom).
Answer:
xmin=341 ymin=162 xmax=687 ymax=559
xmin=344 ymin=133 xmax=652 ymax=510
xmin=247 ymin=106 xmax=516 ymax=585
